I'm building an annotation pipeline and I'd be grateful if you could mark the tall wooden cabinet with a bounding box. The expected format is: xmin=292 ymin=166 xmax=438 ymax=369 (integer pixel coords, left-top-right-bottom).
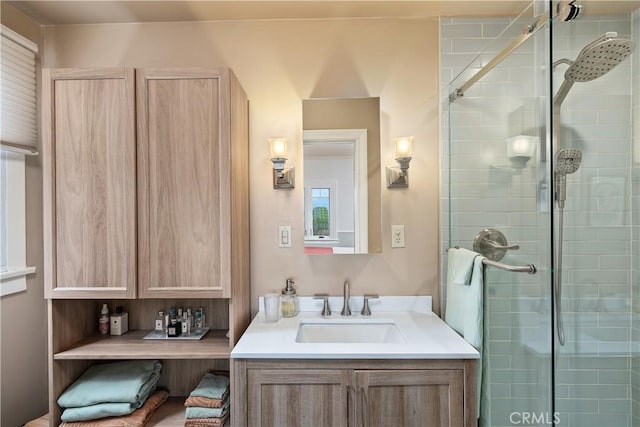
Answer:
xmin=43 ymin=67 xmax=250 ymax=425
xmin=43 ymin=68 xmax=137 ymax=299
xmin=137 ymin=68 xmax=248 ymax=299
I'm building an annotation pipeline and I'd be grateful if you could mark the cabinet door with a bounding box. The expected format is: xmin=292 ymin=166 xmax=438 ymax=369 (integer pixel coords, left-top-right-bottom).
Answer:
xmin=247 ymin=369 xmax=350 ymax=427
xmin=137 ymin=69 xmax=229 ymax=298
xmin=355 ymin=369 xmax=464 ymax=427
xmin=43 ymin=68 xmax=136 ymax=299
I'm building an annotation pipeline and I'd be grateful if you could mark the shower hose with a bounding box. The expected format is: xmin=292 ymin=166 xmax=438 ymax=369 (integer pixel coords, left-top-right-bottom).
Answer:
xmin=555 ymin=206 xmax=566 ymax=346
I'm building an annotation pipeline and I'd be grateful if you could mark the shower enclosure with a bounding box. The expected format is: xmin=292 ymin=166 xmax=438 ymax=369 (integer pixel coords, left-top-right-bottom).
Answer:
xmin=442 ymin=1 xmax=639 ymax=426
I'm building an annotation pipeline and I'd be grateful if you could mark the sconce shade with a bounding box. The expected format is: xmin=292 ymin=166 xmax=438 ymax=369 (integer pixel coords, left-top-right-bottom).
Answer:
xmin=393 ymin=136 xmax=413 ymax=159
xmin=269 ymin=138 xmax=288 ymax=159
xmin=506 ymin=135 xmax=538 ymax=169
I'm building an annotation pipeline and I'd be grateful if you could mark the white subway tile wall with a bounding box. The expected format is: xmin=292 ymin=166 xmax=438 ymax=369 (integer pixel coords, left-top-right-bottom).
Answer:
xmin=441 ymin=11 xmax=638 ymax=427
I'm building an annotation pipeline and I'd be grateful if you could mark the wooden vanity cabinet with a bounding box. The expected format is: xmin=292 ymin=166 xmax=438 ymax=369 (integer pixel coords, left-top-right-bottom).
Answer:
xmin=233 ymin=359 xmax=476 ymax=427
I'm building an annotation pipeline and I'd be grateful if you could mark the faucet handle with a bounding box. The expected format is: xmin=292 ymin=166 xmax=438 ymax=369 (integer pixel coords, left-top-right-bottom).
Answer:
xmin=314 ymin=294 xmax=332 ymax=317
xmin=361 ymin=294 xmax=379 ymax=316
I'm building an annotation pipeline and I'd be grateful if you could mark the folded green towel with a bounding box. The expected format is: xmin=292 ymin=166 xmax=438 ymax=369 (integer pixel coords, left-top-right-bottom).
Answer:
xmin=61 ymin=400 xmax=140 ymax=422
xmin=185 ymin=401 xmax=230 ymax=419
xmin=189 ymin=373 xmax=229 ymax=400
xmin=58 ymin=360 xmax=162 ymax=408
xmin=60 ymin=382 xmax=159 ymax=422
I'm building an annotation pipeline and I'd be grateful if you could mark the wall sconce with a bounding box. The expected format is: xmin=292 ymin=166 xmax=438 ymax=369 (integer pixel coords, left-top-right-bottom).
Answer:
xmin=269 ymin=138 xmax=295 ymax=189
xmin=386 ymin=136 xmax=413 ymax=188
xmin=506 ymin=135 xmax=538 ymax=169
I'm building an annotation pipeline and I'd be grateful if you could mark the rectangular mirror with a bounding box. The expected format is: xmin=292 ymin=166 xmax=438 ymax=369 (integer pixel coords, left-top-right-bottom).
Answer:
xmin=302 ymin=98 xmax=381 ymax=255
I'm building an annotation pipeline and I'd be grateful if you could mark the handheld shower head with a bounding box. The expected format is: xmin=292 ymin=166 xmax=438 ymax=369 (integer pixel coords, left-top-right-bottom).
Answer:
xmin=554 ymin=148 xmax=582 ymax=175
xmin=555 ymin=149 xmax=582 ymax=209
xmin=564 ymin=32 xmax=635 ymax=82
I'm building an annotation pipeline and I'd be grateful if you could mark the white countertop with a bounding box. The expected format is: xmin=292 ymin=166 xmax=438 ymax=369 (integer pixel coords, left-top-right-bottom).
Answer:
xmin=231 ymin=296 xmax=480 ymax=360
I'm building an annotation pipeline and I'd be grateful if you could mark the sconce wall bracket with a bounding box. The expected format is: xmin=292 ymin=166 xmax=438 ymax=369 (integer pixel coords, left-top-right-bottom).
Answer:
xmin=273 ymin=167 xmax=295 ymax=189
xmin=386 ymin=156 xmax=411 ymax=188
xmin=386 ymin=166 xmax=408 ymax=188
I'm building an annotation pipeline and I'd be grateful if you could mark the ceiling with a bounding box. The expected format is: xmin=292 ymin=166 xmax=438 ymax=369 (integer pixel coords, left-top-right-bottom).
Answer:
xmin=7 ymin=1 xmax=530 ymax=25
xmin=8 ymin=1 xmax=638 ymax=26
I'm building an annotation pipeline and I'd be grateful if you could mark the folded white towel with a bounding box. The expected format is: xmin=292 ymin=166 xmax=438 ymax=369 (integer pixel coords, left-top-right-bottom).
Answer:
xmin=445 ymin=248 xmax=484 ymax=418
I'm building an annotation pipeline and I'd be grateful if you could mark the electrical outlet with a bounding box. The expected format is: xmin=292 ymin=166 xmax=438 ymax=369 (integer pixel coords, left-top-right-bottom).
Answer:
xmin=391 ymin=225 xmax=405 ymax=248
xmin=279 ymin=225 xmax=291 ymax=248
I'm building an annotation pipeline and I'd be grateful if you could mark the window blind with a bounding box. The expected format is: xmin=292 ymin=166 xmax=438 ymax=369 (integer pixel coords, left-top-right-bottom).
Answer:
xmin=0 ymin=25 xmax=38 ymax=153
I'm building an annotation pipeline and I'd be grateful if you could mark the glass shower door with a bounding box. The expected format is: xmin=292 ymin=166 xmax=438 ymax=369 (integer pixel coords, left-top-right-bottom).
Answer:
xmin=444 ymin=2 xmax=639 ymax=426
xmin=550 ymin=10 xmax=638 ymax=427
xmin=443 ymin=2 xmax=554 ymax=425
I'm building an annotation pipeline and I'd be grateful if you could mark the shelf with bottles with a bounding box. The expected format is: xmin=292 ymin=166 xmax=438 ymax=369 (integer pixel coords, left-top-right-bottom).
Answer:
xmin=50 ymin=298 xmax=232 ymax=358
xmin=53 ymin=329 xmax=230 ymax=360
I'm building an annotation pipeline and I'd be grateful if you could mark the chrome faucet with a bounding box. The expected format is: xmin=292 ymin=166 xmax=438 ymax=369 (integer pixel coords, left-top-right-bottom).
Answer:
xmin=341 ymin=279 xmax=352 ymax=316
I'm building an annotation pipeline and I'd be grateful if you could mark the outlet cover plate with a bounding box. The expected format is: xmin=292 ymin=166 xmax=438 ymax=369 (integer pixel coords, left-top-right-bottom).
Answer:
xmin=391 ymin=225 xmax=405 ymax=248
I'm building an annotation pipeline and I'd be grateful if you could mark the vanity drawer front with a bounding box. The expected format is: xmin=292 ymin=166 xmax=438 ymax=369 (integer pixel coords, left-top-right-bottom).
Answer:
xmin=355 ymin=369 xmax=464 ymax=427
xmin=246 ymin=368 xmax=350 ymax=427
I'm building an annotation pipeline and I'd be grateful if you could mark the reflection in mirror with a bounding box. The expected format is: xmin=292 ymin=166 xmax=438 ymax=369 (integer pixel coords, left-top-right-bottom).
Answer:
xmin=303 ymin=130 xmax=367 ymax=254
xmin=302 ymin=98 xmax=381 ymax=255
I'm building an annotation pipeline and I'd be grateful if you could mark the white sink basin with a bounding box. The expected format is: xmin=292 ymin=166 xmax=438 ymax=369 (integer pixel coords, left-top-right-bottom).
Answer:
xmin=295 ymin=321 xmax=407 ymax=344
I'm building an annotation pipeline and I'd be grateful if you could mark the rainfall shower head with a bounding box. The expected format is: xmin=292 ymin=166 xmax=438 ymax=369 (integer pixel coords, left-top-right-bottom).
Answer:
xmin=564 ymin=32 xmax=635 ymax=82
xmin=553 ymin=32 xmax=635 ymax=106
xmin=554 ymin=149 xmax=582 ymax=175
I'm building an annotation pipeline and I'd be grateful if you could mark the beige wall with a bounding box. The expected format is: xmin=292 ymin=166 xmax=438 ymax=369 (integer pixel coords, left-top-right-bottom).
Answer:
xmin=0 ymin=3 xmax=48 ymax=426
xmin=44 ymin=17 xmax=441 ymax=314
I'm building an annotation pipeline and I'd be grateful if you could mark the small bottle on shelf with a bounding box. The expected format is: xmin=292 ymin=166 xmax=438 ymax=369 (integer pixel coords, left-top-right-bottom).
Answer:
xmin=187 ymin=307 xmax=194 ymax=329
xmin=194 ymin=308 xmax=202 ymax=333
xmin=99 ymin=304 xmax=110 ymax=335
xmin=155 ymin=311 xmax=165 ymax=334
xmin=198 ymin=306 xmax=206 ymax=328
xmin=181 ymin=310 xmax=191 ymax=336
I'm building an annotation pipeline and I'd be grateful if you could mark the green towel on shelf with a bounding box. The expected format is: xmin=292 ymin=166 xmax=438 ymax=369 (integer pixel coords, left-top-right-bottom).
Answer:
xmin=60 ymin=384 xmax=157 ymax=422
xmin=188 ymin=373 xmax=230 ymax=400
xmin=58 ymin=360 xmax=162 ymax=408
xmin=185 ymin=401 xmax=230 ymax=419
xmin=61 ymin=402 xmax=136 ymax=422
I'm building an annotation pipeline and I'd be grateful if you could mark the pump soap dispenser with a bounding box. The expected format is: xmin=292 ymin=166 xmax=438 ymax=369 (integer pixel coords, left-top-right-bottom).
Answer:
xmin=281 ymin=278 xmax=298 ymax=318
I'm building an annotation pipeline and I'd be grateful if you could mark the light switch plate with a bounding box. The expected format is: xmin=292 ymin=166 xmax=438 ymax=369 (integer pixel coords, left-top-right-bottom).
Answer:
xmin=391 ymin=225 xmax=405 ymax=248
xmin=279 ymin=225 xmax=292 ymax=248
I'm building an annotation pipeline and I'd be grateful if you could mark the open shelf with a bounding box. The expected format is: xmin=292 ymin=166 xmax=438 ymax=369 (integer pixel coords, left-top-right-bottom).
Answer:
xmin=26 ymin=398 xmax=227 ymax=427
xmin=54 ymin=330 xmax=230 ymax=360
xmin=147 ymin=397 xmax=186 ymax=427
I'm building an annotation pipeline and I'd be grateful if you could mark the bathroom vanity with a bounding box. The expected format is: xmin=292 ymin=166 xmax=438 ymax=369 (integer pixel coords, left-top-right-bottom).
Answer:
xmin=231 ymin=297 xmax=479 ymax=427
